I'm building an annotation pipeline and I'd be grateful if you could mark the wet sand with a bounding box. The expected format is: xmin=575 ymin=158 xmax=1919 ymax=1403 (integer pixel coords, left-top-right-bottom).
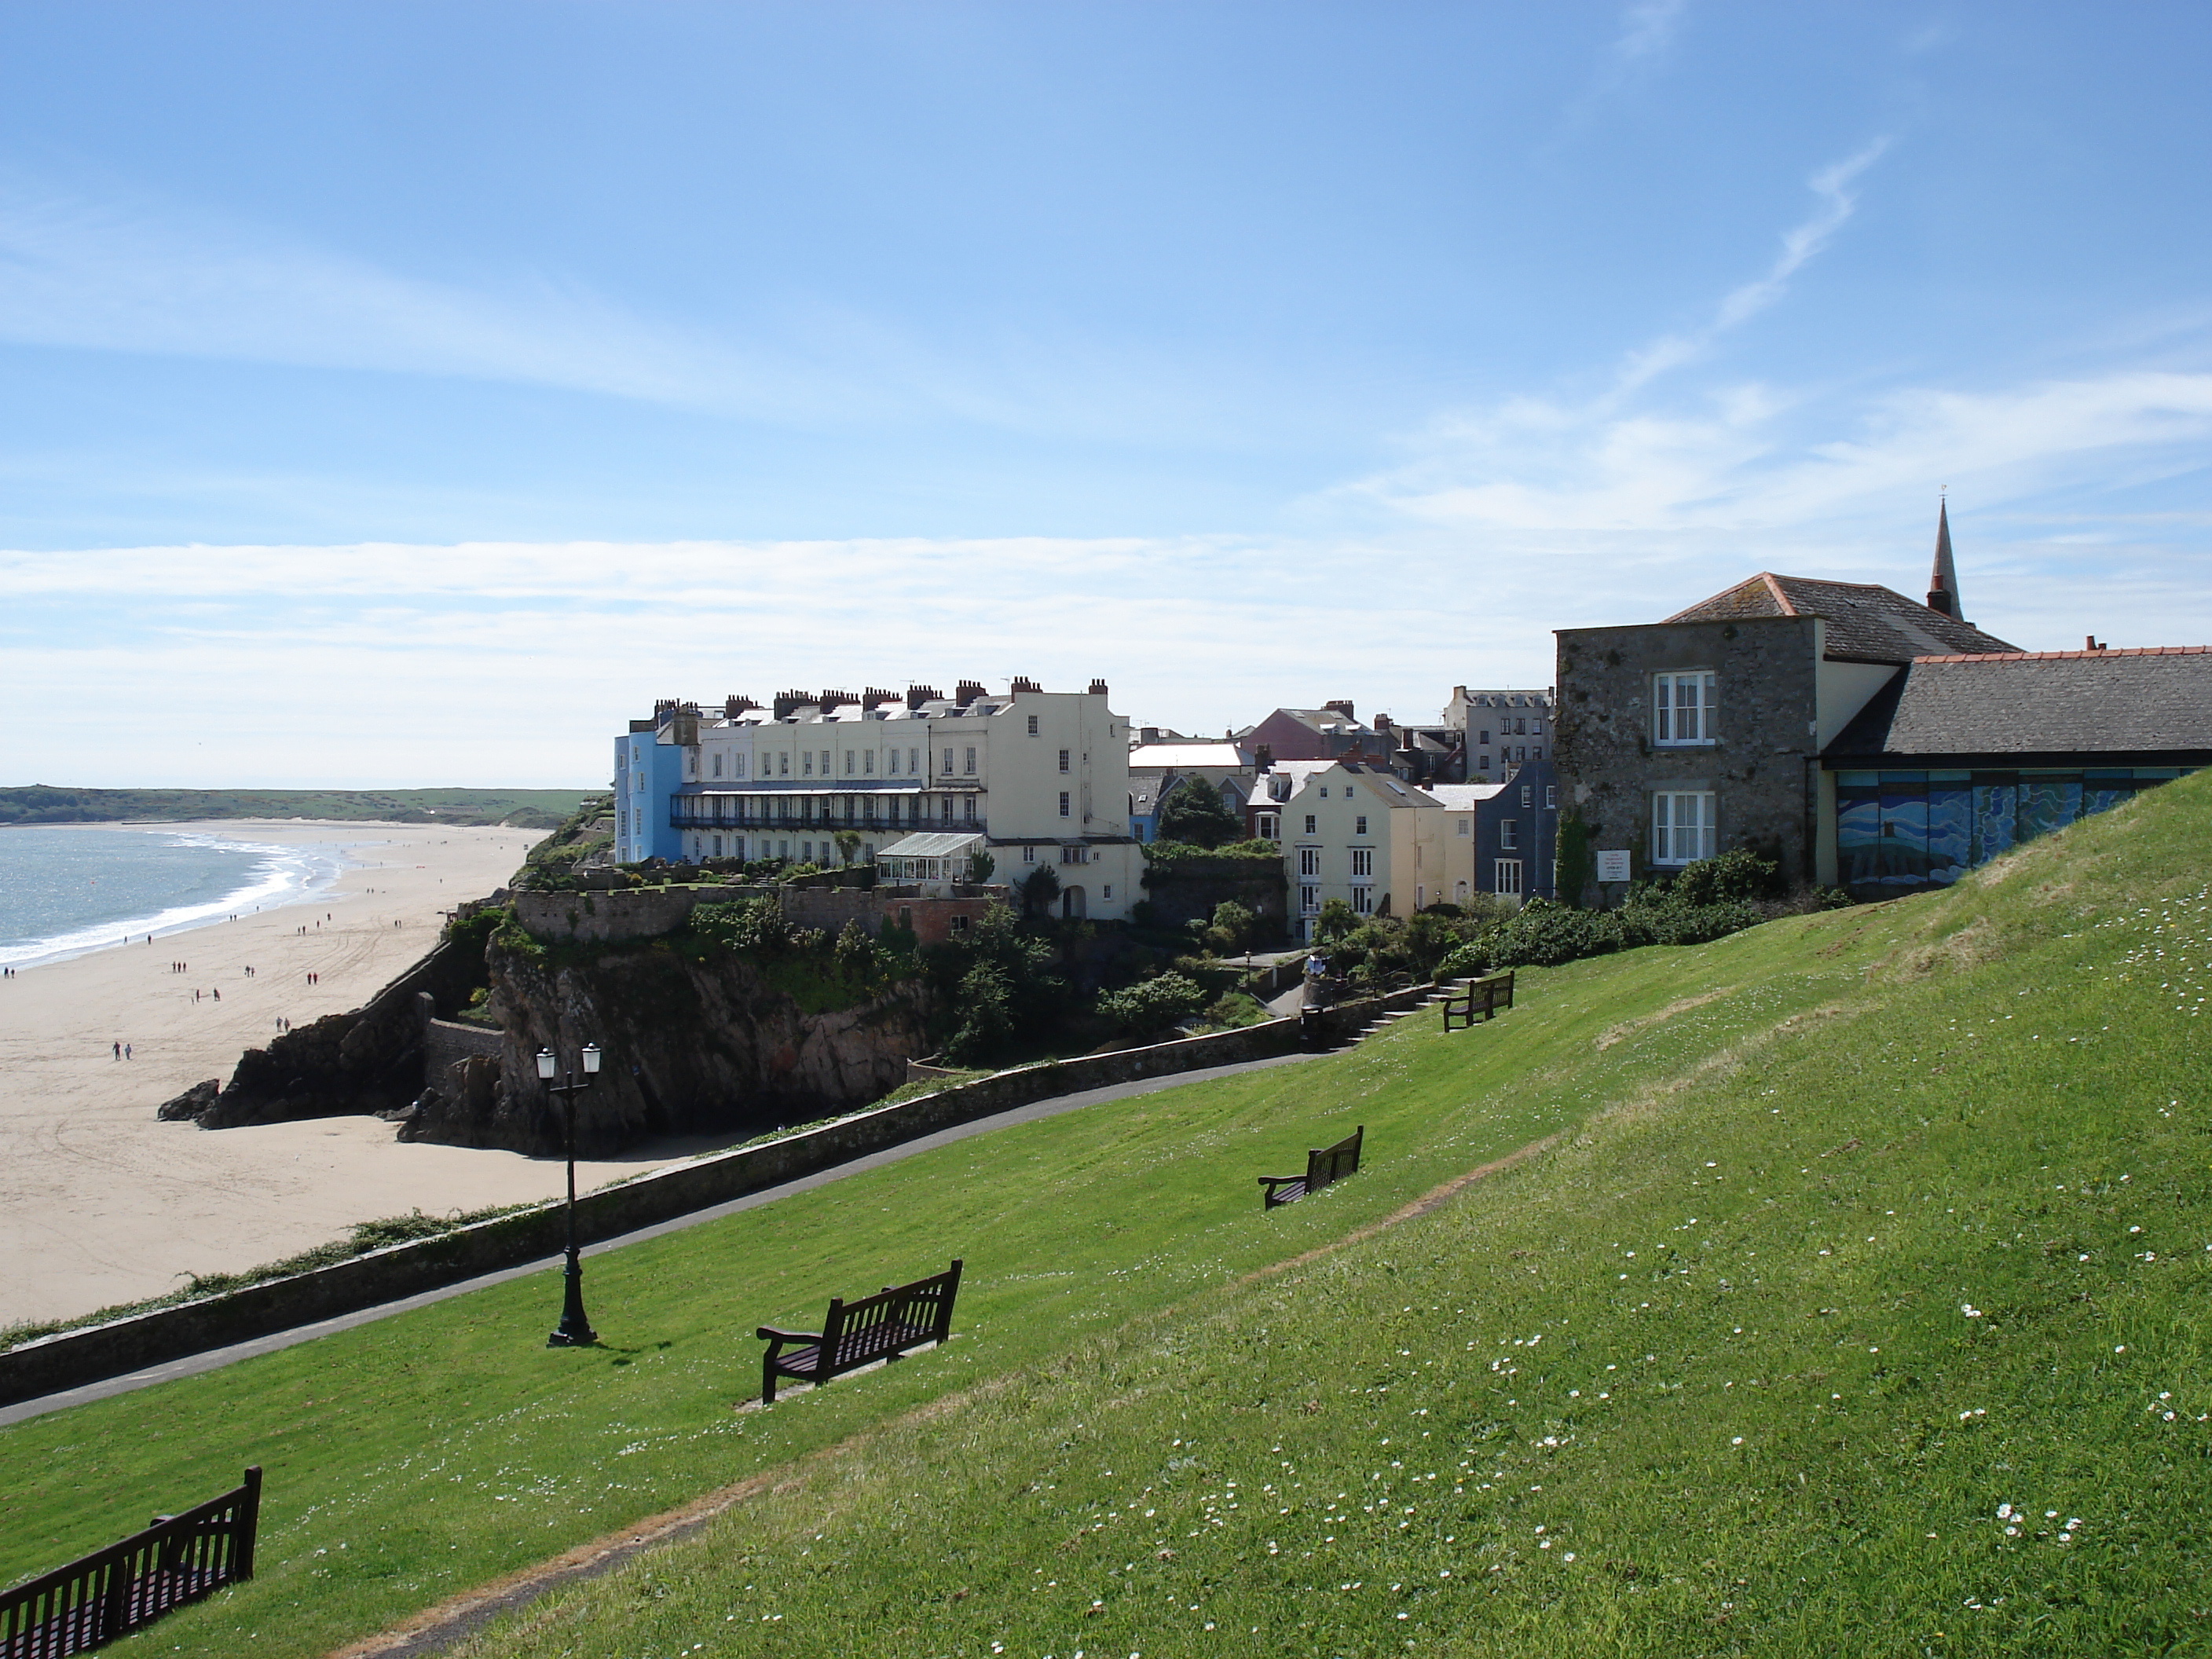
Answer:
xmin=0 ymin=821 xmax=704 ymax=1330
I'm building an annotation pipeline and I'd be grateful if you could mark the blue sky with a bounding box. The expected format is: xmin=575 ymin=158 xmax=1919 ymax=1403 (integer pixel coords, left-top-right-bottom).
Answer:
xmin=2 ymin=2 xmax=2208 ymax=786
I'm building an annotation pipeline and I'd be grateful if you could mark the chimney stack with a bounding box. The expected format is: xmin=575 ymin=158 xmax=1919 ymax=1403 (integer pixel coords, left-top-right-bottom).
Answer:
xmin=1088 ymin=678 xmax=1109 ymax=698
xmin=772 ymin=689 xmax=812 ymax=720
xmin=905 ymin=684 xmax=942 ymax=709
xmin=954 ymin=679 xmax=986 ymax=707
xmin=1324 ymin=699 xmax=1355 ymax=721
xmin=862 ymin=687 xmax=898 ymax=709
xmin=1010 ymin=675 xmax=1042 ymax=694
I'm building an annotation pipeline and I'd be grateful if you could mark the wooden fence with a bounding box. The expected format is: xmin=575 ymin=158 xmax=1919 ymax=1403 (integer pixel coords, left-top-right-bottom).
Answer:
xmin=1 ymin=1467 xmax=260 ymax=1657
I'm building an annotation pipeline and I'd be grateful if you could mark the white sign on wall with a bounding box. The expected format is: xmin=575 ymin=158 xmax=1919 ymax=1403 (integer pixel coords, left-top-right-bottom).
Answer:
xmin=1595 ymin=848 xmax=1632 ymax=883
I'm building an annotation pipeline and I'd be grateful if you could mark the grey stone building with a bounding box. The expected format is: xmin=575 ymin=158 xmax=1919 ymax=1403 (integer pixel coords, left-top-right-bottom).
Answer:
xmin=1553 ymin=508 xmax=2018 ymax=900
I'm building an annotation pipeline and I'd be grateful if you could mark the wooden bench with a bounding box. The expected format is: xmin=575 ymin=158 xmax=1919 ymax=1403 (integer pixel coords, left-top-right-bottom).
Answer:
xmin=1257 ymin=1126 xmax=1363 ymax=1209
xmin=1441 ymin=970 xmax=1515 ymax=1031
xmin=755 ymin=1259 xmax=962 ymax=1404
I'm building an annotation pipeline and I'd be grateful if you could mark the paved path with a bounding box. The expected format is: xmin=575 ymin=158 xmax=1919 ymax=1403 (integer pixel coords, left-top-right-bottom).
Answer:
xmin=0 ymin=1049 xmax=1322 ymax=1428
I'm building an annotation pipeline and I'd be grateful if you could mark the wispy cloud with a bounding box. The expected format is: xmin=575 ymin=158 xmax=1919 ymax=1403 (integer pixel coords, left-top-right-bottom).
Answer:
xmin=0 ymin=175 xmax=771 ymax=408
xmin=1613 ymin=139 xmax=1890 ymax=397
xmin=1613 ymin=0 xmax=1689 ymax=66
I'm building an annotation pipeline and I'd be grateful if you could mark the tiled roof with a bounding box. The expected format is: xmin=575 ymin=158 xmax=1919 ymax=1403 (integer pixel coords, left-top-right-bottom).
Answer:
xmin=1668 ymin=573 xmax=2019 ymax=663
xmin=1826 ymin=647 xmax=2212 ymax=760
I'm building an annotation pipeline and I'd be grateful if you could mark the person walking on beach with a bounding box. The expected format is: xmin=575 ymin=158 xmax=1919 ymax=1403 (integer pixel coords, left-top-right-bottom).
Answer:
xmin=212 ymin=987 xmax=219 ymax=1002
xmin=112 ymin=1040 xmax=120 ymax=1060
xmin=124 ymin=1043 xmax=132 ymax=1060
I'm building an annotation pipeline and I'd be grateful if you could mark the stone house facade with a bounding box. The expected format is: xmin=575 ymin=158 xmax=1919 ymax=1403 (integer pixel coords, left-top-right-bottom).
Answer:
xmin=1553 ymin=528 xmax=2020 ymax=903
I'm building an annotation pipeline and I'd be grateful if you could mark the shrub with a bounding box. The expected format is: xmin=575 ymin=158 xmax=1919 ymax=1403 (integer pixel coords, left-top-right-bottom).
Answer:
xmin=1096 ymin=972 xmax=1208 ymax=1036
xmin=1209 ymin=899 xmax=1256 ymax=954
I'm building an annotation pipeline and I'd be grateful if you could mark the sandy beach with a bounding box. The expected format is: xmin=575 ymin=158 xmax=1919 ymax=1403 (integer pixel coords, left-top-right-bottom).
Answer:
xmin=0 ymin=822 xmax=704 ymax=1331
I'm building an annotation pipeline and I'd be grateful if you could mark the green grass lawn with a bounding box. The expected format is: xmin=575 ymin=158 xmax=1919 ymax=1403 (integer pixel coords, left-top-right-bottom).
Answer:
xmin=5 ymin=774 xmax=2209 ymax=1657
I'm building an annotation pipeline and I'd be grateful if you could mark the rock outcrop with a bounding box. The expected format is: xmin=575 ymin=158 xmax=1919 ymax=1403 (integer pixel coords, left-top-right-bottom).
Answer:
xmin=161 ymin=929 xmax=491 ymax=1129
xmin=397 ymin=934 xmax=933 ymax=1156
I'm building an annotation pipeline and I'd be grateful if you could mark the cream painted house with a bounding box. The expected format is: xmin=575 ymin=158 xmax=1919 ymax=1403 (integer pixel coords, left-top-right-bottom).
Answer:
xmin=622 ymin=680 xmax=1142 ymax=921
xmin=1280 ymin=762 xmax=1481 ymax=939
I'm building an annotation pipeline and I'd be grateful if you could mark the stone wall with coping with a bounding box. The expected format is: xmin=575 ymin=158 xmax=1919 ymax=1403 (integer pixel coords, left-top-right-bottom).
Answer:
xmin=2 ymin=981 xmax=1444 ymax=1408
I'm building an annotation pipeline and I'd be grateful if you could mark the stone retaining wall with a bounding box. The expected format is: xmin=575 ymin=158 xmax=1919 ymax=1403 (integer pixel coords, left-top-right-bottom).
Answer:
xmin=0 ymin=983 xmax=1442 ymax=1408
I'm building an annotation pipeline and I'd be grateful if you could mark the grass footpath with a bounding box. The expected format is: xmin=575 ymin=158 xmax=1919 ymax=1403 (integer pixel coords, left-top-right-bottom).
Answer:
xmin=3 ymin=776 xmax=2209 ymax=1655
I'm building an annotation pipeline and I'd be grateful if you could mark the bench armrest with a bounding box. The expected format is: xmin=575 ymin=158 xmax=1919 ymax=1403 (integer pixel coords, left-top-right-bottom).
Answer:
xmin=1255 ymin=1174 xmax=1306 ymax=1187
xmin=756 ymin=1325 xmax=823 ymax=1347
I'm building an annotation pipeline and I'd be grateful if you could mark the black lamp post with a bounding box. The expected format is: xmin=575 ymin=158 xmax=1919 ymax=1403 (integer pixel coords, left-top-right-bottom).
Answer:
xmin=537 ymin=1041 xmax=602 ymax=1346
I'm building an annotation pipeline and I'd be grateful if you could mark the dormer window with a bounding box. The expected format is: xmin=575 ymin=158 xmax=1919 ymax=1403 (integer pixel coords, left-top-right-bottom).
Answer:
xmin=1654 ymin=672 xmax=1717 ymax=745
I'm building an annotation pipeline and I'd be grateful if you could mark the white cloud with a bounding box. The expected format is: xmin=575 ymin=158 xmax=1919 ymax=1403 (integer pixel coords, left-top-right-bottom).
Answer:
xmin=1613 ymin=139 xmax=1889 ymax=397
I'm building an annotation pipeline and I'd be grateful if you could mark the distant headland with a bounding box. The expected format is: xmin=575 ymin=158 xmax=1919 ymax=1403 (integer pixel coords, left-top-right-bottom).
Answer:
xmin=0 ymin=786 xmax=595 ymax=830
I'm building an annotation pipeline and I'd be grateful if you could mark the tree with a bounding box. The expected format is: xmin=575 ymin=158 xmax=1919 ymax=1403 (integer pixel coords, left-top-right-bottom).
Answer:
xmin=833 ymin=830 xmax=862 ymax=868
xmin=1313 ymin=898 xmax=1358 ymax=943
xmin=1021 ymin=863 xmax=1061 ymax=918
xmin=1154 ymin=775 xmax=1243 ymax=849
xmin=968 ymin=850 xmax=995 ymax=884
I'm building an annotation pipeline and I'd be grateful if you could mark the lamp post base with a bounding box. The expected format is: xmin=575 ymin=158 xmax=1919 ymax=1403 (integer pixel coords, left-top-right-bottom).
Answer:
xmin=546 ymin=1253 xmax=597 ymax=1347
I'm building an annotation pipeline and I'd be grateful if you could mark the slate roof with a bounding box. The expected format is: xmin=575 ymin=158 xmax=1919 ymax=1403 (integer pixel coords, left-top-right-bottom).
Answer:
xmin=1825 ymin=647 xmax=2212 ymax=763
xmin=1667 ymin=573 xmax=2019 ymax=664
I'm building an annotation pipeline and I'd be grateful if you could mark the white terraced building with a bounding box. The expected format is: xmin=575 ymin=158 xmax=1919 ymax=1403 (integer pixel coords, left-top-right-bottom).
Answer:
xmin=611 ymin=679 xmax=1142 ymax=921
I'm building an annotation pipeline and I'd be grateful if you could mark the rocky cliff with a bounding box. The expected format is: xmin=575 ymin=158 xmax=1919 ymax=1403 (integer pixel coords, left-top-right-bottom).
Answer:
xmin=397 ymin=926 xmax=933 ymax=1155
xmin=158 ymin=930 xmax=489 ymax=1129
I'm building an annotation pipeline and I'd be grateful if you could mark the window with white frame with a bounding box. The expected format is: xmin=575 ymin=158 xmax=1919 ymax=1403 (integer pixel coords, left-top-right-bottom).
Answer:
xmin=844 ymin=749 xmax=855 ymax=775
xmin=1059 ymin=791 xmax=1071 ymax=818
xmin=1300 ymin=884 xmax=1319 ymax=914
xmin=1027 ymin=714 xmax=1040 ymax=735
xmin=963 ymin=746 xmax=977 ymax=775
xmin=1652 ymin=790 xmax=1716 ymax=863
xmin=1545 ymin=785 xmax=1556 ymax=808
xmin=1520 ymin=784 xmax=1531 ymax=808
xmin=1496 ymin=859 xmax=1523 ymax=895
xmin=711 ymin=752 xmax=723 ymax=778
xmin=802 ymin=751 xmax=813 ymax=776
xmin=1063 ymin=845 xmax=1087 ymax=863
xmin=1456 ymin=818 xmax=1470 ymax=837
xmin=941 ymin=748 xmax=954 ymax=775
xmin=1058 ymin=749 xmax=1070 ymax=772
xmin=1350 ymin=885 xmax=1374 ymax=915
xmin=1654 ymin=672 xmax=1717 ymax=745
xmin=1303 ymin=814 xmax=1317 ymax=834
xmin=1354 ymin=815 xmax=1368 ymax=836
xmin=1258 ymin=813 xmax=1279 ymax=840
xmin=1350 ymin=847 xmax=1373 ymax=877
xmin=1298 ymin=848 xmax=1320 ymax=876
xmin=1500 ymin=819 xmax=1518 ymax=850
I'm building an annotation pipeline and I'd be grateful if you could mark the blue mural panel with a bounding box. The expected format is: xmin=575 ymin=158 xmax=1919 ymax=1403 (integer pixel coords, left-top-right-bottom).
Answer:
xmin=1926 ymin=783 xmax=1972 ymax=884
xmin=1877 ymin=777 xmax=1929 ymax=887
xmin=1972 ymin=782 xmax=2016 ymax=865
xmin=2018 ymin=778 xmax=2082 ymax=842
xmin=1837 ymin=778 xmax=1881 ymax=888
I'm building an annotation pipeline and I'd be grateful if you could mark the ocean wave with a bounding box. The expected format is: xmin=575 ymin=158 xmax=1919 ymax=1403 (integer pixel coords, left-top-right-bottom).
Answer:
xmin=0 ymin=833 xmax=355 ymax=970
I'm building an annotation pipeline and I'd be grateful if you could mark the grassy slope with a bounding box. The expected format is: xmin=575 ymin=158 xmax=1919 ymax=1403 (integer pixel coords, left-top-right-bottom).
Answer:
xmin=0 ymin=786 xmax=592 ymax=828
xmin=0 ymin=775 xmax=2204 ymax=1656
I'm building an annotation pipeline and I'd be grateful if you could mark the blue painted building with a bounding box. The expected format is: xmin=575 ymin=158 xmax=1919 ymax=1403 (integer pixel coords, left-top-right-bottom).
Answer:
xmin=611 ymin=703 xmax=691 ymax=864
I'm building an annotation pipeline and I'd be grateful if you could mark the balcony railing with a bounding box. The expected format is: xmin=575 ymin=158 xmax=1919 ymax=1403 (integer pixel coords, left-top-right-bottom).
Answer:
xmin=669 ymin=802 xmax=983 ymax=835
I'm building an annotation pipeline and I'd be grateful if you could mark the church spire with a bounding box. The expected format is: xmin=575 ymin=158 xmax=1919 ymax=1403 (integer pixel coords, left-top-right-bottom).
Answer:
xmin=1926 ymin=496 xmax=1963 ymax=621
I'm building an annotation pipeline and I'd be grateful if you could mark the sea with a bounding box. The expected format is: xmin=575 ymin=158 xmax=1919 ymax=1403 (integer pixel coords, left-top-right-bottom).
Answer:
xmin=0 ymin=826 xmax=350 ymax=972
